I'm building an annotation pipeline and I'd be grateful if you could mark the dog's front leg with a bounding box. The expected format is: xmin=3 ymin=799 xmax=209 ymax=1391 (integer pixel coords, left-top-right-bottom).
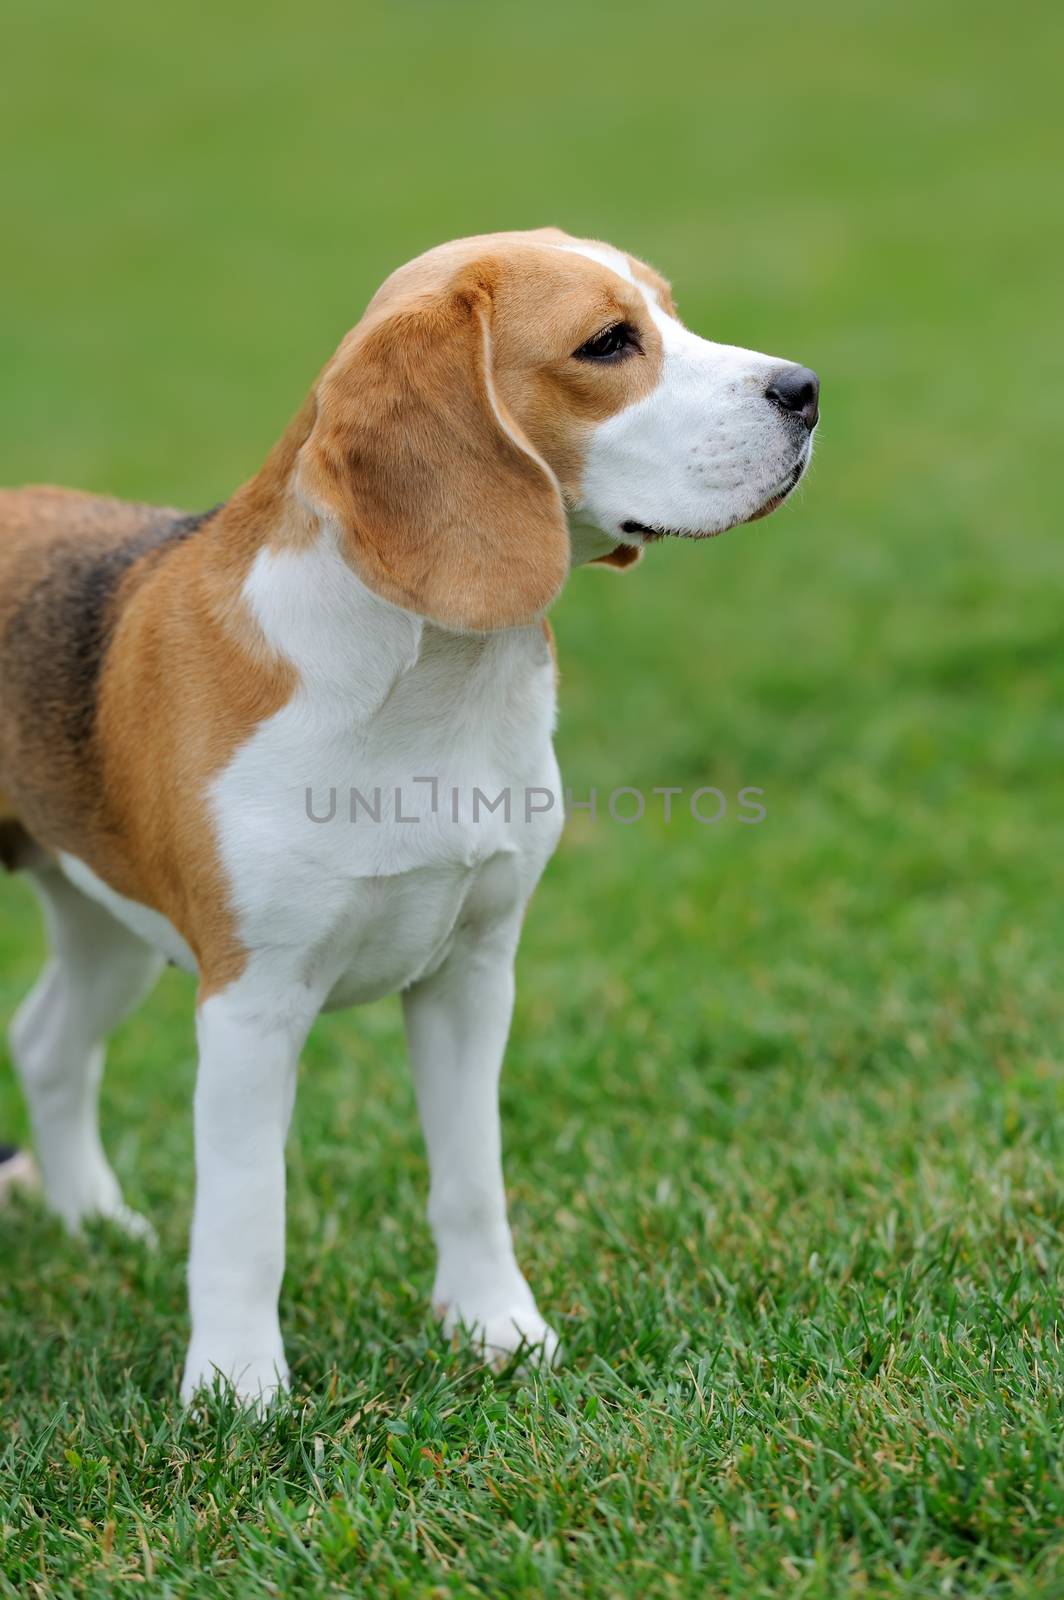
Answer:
xmin=180 ymin=978 xmax=316 ymax=1407
xmin=402 ymin=917 xmax=559 ymax=1366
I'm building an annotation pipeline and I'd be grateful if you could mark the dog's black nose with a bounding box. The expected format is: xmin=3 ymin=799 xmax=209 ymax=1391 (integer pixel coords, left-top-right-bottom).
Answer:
xmin=765 ymin=365 xmax=820 ymax=431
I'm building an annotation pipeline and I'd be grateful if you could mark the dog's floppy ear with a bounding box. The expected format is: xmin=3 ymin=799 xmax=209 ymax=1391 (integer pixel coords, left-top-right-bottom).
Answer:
xmin=300 ymin=268 xmax=570 ymax=632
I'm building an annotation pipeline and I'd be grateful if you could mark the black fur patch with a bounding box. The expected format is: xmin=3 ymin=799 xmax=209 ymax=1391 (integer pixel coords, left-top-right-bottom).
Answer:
xmin=3 ymin=503 xmax=224 ymax=754
xmin=0 ymin=819 xmax=42 ymax=872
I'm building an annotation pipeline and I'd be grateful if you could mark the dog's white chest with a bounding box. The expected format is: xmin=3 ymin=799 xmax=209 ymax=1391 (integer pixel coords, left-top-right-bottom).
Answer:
xmin=206 ymin=541 xmax=563 ymax=1003
xmin=314 ymin=853 xmax=511 ymax=1008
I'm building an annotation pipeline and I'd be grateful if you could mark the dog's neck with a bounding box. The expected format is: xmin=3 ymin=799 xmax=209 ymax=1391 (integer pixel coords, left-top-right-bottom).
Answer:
xmin=226 ymin=509 xmax=548 ymax=727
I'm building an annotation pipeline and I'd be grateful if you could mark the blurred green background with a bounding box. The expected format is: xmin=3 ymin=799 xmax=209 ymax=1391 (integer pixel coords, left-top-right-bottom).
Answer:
xmin=3 ymin=1 xmax=1063 ymax=1595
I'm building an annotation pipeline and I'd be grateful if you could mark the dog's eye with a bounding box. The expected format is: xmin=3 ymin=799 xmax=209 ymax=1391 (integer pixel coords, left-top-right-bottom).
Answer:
xmin=572 ymin=322 xmax=640 ymax=363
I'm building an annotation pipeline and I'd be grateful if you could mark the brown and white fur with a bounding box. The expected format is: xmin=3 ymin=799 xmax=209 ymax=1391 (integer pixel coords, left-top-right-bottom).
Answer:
xmin=0 ymin=229 xmax=818 ymax=1403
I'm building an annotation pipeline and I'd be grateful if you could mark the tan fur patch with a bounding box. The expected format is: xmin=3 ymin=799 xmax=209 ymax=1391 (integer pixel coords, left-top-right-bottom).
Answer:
xmin=591 ymin=543 xmax=645 ymax=570
xmin=0 ymin=485 xmax=294 ymax=989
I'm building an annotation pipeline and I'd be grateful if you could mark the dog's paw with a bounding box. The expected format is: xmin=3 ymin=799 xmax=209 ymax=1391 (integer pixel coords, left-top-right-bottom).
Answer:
xmin=180 ymin=1343 xmax=290 ymax=1412
xmin=437 ymin=1299 xmax=561 ymax=1370
xmin=85 ymin=1201 xmax=157 ymax=1246
xmin=50 ymin=1170 xmax=157 ymax=1246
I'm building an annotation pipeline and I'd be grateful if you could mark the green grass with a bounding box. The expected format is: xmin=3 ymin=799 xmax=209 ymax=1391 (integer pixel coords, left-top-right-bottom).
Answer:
xmin=2 ymin=0 xmax=1063 ymax=1593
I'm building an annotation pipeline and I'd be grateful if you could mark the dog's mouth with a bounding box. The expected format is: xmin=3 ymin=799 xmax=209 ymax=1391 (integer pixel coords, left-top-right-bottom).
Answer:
xmin=621 ymin=453 xmax=810 ymax=543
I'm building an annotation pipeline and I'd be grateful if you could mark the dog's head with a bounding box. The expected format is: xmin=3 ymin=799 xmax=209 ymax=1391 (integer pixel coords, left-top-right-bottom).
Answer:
xmin=297 ymin=228 xmax=818 ymax=631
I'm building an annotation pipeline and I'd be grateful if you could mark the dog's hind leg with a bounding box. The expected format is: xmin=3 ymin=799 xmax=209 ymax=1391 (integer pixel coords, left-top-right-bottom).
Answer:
xmin=8 ymin=860 xmax=164 ymax=1235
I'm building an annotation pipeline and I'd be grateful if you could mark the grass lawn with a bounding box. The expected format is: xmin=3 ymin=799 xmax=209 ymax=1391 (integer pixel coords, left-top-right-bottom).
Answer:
xmin=2 ymin=0 xmax=1063 ymax=1594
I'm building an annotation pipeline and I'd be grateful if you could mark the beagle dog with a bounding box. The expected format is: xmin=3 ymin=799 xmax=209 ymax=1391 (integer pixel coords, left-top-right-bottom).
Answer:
xmin=0 ymin=228 xmax=818 ymax=1403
